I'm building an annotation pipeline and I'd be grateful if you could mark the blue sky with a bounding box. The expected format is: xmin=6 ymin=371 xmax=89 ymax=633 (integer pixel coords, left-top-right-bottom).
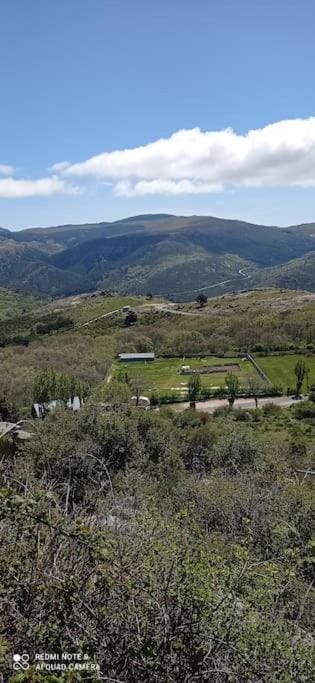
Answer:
xmin=1 ymin=0 xmax=315 ymax=228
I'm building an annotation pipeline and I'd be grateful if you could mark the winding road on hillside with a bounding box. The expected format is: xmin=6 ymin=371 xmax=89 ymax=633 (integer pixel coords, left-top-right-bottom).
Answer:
xmin=78 ymin=308 xmax=121 ymax=328
xmin=156 ymin=268 xmax=251 ymax=297
xmin=75 ymin=301 xmax=205 ymax=328
xmin=74 ymin=269 xmax=252 ymax=328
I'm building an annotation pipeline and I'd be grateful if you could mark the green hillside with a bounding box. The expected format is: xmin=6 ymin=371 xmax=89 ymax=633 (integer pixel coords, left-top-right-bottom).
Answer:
xmin=254 ymin=252 xmax=315 ymax=292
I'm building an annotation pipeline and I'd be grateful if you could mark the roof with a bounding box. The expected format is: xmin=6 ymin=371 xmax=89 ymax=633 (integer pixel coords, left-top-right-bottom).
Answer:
xmin=118 ymin=352 xmax=155 ymax=360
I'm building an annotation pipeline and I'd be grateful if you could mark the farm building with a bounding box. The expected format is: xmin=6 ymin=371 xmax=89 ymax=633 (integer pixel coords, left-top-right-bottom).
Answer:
xmin=118 ymin=352 xmax=155 ymax=362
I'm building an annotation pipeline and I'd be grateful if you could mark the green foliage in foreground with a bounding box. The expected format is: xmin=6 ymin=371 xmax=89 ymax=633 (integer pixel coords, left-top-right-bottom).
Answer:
xmin=0 ymin=399 xmax=314 ymax=682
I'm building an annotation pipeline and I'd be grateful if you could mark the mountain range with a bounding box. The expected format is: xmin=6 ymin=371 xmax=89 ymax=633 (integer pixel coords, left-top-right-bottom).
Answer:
xmin=0 ymin=214 xmax=314 ymax=300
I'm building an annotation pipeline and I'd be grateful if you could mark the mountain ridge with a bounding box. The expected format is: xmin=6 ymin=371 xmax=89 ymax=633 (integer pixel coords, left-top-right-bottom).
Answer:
xmin=0 ymin=214 xmax=314 ymax=299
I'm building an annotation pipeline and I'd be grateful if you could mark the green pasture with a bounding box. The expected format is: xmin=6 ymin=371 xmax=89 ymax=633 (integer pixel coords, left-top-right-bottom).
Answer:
xmin=257 ymin=354 xmax=315 ymax=392
xmin=113 ymin=355 xmax=257 ymax=397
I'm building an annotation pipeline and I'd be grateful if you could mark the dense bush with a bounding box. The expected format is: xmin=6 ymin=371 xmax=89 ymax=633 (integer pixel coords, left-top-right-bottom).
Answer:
xmin=294 ymin=400 xmax=315 ymax=419
xmin=0 ymin=399 xmax=313 ymax=681
xmin=35 ymin=314 xmax=74 ymax=335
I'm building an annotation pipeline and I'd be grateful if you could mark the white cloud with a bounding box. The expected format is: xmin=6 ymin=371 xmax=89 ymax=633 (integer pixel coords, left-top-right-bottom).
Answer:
xmin=0 ymin=175 xmax=79 ymax=198
xmin=61 ymin=117 xmax=315 ymax=195
xmin=0 ymin=164 xmax=14 ymax=176
xmin=49 ymin=161 xmax=71 ymax=173
xmin=114 ymin=179 xmax=223 ymax=196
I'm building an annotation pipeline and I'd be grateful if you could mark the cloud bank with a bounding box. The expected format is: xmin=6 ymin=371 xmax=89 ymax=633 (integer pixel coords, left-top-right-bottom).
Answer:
xmin=4 ymin=117 xmax=315 ymax=199
xmin=0 ymin=168 xmax=78 ymax=198
xmin=60 ymin=117 xmax=315 ymax=196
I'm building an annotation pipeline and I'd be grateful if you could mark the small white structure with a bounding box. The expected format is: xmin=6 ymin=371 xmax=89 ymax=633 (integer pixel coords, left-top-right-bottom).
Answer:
xmin=181 ymin=365 xmax=191 ymax=373
xmin=32 ymin=396 xmax=82 ymax=418
xmin=130 ymin=395 xmax=151 ymax=410
xmin=122 ymin=306 xmax=130 ymax=312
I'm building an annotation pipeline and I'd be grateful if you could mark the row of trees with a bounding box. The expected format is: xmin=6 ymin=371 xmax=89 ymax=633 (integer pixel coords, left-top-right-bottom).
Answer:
xmin=32 ymin=368 xmax=89 ymax=414
xmin=186 ymin=361 xmax=311 ymax=408
xmin=187 ymin=372 xmax=241 ymax=407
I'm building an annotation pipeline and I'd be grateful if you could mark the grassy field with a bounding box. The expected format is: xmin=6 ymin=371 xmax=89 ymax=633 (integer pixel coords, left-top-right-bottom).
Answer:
xmin=113 ymin=355 xmax=257 ymax=397
xmin=58 ymin=295 xmax=148 ymax=325
xmin=257 ymin=354 xmax=315 ymax=392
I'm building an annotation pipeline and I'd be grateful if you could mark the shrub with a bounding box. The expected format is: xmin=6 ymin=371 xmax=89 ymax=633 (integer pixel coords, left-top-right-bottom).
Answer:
xmin=213 ymin=405 xmax=232 ymax=419
xmin=262 ymin=402 xmax=282 ymax=416
xmin=294 ymin=401 xmax=315 ymax=420
xmin=252 ymin=343 xmax=265 ymax=352
xmin=35 ymin=315 xmax=74 ymax=335
xmin=233 ymin=408 xmax=250 ymax=421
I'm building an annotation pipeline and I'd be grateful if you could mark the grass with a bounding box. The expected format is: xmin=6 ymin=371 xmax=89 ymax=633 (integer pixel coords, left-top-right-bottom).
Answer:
xmin=60 ymin=295 xmax=149 ymax=325
xmin=48 ymin=295 xmax=161 ymax=325
xmin=256 ymin=354 xmax=315 ymax=392
xmin=113 ymin=355 xmax=258 ymax=397
xmin=0 ymin=294 xmax=158 ymax=340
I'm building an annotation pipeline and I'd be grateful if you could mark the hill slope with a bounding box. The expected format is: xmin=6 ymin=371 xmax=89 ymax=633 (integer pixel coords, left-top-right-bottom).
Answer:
xmin=254 ymin=252 xmax=315 ymax=292
xmin=0 ymin=214 xmax=314 ymax=299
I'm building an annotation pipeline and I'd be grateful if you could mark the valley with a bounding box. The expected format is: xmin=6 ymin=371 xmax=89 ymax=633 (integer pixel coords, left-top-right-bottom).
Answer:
xmin=1 ymin=284 xmax=314 ymax=681
xmin=1 ymin=285 xmax=315 ymax=413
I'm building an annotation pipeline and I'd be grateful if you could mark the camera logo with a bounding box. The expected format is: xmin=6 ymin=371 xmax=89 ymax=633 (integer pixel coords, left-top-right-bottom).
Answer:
xmin=13 ymin=653 xmax=30 ymax=671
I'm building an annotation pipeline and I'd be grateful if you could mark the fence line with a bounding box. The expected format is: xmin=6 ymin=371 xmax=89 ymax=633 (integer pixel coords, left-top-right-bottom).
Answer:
xmin=246 ymin=353 xmax=273 ymax=385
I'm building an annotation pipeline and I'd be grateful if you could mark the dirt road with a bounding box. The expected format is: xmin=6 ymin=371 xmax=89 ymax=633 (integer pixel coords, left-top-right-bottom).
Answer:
xmin=171 ymin=395 xmax=303 ymax=413
xmin=156 ymin=268 xmax=251 ymax=297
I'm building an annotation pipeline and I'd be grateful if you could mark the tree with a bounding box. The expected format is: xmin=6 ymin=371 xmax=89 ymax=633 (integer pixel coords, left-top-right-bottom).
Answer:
xmin=32 ymin=368 xmax=57 ymax=414
xmin=187 ymin=374 xmax=201 ymax=408
xmin=294 ymin=360 xmax=307 ymax=397
xmin=130 ymin=374 xmax=149 ymax=406
xmin=196 ymin=293 xmax=208 ymax=308
xmin=58 ymin=374 xmax=71 ymax=407
xmin=125 ymin=310 xmax=138 ymax=326
xmin=225 ymin=372 xmax=239 ymax=408
xmin=76 ymin=379 xmax=90 ymax=406
xmin=146 ymin=292 xmax=153 ymax=300
xmin=94 ymin=378 xmax=132 ymax=405
xmin=248 ymin=376 xmax=265 ymax=409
